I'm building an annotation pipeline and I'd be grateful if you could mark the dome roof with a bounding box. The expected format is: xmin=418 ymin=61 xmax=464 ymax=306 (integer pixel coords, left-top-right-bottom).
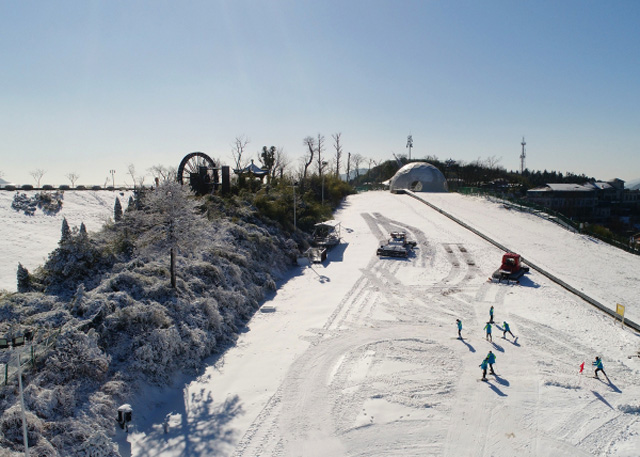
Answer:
xmin=389 ymin=162 xmax=448 ymax=193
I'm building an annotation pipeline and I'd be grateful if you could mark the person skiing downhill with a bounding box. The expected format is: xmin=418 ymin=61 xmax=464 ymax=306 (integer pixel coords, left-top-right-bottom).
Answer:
xmin=484 ymin=322 xmax=493 ymax=342
xmin=489 ymin=306 xmax=495 ymax=323
xmin=486 ymin=351 xmax=496 ymax=375
xmin=456 ymin=319 xmax=462 ymax=338
xmin=480 ymin=357 xmax=489 ymax=380
xmin=593 ymin=356 xmax=608 ymax=379
xmin=502 ymin=321 xmax=515 ymax=339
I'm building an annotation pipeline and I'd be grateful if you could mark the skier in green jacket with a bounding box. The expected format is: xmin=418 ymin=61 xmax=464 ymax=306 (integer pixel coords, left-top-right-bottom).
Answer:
xmin=502 ymin=321 xmax=515 ymax=339
xmin=484 ymin=322 xmax=493 ymax=342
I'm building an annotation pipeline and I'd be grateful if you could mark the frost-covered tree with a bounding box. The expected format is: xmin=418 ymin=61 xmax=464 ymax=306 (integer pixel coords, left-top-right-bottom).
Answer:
xmin=17 ymin=262 xmax=30 ymax=292
xmin=133 ymin=180 xmax=206 ymax=288
xmin=114 ymin=197 xmax=123 ymax=222
xmin=127 ymin=195 xmax=135 ymax=212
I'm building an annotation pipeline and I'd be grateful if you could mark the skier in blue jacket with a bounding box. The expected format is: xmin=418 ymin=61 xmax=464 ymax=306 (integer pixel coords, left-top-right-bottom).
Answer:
xmin=484 ymin=322 xmax=493 ymax=342
xmin=489 ymin=306 xmax=495 ymax=323
xmin=502 ymin=321 xmax=515 ymax=339
xmin=480 ymin=357 xmax=489 ymax=380
xmin=593 ymin=356 xmax=608 ymax=379
xmin=486 ymin=351 xmax=496 ymax=375
xmin=456 ymin=319 xmax=462 ymax=338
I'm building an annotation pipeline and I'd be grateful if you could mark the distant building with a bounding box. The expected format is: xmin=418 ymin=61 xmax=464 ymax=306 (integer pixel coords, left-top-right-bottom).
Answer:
xmin=527 ymin=179 xmax=640 ymax=225
xmin=526 ymin=183 xmax=597 ymax=219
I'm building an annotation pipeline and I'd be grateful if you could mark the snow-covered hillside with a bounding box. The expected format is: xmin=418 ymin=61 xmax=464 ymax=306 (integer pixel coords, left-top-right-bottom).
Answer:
xmin=126 ymin=191 xmax=640 ymax=457
xmin=0 ymin=190 xmax=133 ymax=292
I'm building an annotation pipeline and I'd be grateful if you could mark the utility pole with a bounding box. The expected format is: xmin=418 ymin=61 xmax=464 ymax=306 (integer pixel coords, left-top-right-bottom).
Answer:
xmin=110 ymin=169 xmax=116 ymax=189
xmin=520 ymin=137 xmax=526 ymax=174
xmin=17 ymin=352 xmax=29 ymax=457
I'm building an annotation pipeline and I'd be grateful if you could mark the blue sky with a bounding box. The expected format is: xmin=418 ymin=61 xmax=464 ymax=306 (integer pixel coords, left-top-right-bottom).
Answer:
xmin=1 ymin=1 xmax=639 ymax=186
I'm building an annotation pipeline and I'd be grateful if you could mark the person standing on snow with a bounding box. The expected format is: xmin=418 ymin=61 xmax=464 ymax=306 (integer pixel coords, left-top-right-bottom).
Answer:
xmin=456 ymin=319 xmax=462 ymax=338
xmin=593 ymin=356 xmax=608 ymax=379
xmin=489 ymin=306 xmax=495 ymax=323
xmin=502 ymin=321 xmax=515 ymax=339
xmin=486 ymin=351 xmax=496 ymax=375
xmin=480 ymin=357 xmax=489 ymax=380
xmin=484 ymin=322 xmax=493 ymax=342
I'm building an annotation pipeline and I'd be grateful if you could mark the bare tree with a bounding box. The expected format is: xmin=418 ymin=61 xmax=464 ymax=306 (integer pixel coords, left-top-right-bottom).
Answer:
xmin=346 ymin=152 xmax=351 ymax=183
xmin=302 ymin=136 xmax=315 ymax=180
xmin=231 ymin=135 xmax=250 ymax=173
xmin=30 ymin=169 xmax=46 ymax=187
xmin=126 ymin=164 xmax=145 ymax=188
xmin=127 ymin=164 xmax=137 ymax=186
xmin=352 ymin=153 xmax=364 ymax=178
xmin=148 ymin=164 xmax=177 ymax=184
xmin=316 ymin=133 xmax=325 ymax=176
xmin=66 ymin=172 xmax=80 ymax=187
xmin=485 ymin=155 xmax=502 ymax=169
xmin=332 ymin=132 xmax=343 ymax=178
xmin=271 ymin=147 xmax=289 ymax=181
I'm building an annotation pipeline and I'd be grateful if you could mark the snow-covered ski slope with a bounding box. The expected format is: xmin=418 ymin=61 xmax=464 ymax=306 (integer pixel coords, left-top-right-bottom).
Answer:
xmin=129 ymin=191 xmax=640 ymax=457
xmin=0 ymin=190 xmax=133 ymax=292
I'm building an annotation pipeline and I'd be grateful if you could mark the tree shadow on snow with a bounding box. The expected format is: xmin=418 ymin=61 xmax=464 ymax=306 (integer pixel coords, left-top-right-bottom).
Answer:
xmin=133 ymin=392 xmax=243 ymax=457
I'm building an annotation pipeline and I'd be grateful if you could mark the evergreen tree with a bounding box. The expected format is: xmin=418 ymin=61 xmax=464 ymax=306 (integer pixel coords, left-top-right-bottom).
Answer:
xmin=80 ymin=222 xmax=87 ymax=238
xmin=127 ymin=195 xmax=135 ymax=212
xmin=17 ymin=262 xmax=30 ymax=292
xmin=114 ymin=197 xmax=123 ymax=222
xmin=61 ymin=217 xmax=71 ymax=244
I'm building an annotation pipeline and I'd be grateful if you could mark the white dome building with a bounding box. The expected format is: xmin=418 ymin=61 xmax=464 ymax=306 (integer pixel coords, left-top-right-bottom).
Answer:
xmin=388 ymin=162 xmax=448 ymax=193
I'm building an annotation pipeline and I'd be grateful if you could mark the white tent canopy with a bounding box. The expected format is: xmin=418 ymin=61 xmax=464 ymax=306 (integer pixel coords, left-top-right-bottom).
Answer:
xmin=389 ymin=162 xmax=448 ymax=192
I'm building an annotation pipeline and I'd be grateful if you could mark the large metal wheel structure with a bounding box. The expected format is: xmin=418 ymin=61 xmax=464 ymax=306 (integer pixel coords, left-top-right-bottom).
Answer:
xmin=177 ymin=152 xmax=219 ymax=195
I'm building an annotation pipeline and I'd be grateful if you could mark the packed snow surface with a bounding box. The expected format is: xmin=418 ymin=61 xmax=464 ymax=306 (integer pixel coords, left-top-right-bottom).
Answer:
xmin=123 ymin=191 xmax=640 ymax=457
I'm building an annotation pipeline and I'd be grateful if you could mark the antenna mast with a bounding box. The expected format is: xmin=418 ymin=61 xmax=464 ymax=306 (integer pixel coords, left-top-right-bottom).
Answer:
xmin=406 ymin=135 xmax=413 ymax=161
xmin=520 ymin=136 xmax=526 ymax=173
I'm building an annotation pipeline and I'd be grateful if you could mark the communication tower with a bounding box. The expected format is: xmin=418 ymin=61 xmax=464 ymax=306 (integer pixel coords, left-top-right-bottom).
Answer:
xmin=520 ymin=137 xmax=526 ymax=173
xmin=406 ymin=135 xmax=413 ymax=161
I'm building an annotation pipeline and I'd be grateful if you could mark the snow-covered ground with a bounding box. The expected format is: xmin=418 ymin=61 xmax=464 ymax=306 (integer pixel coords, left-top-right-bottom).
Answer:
xmin=119 ymin=191 xmax=640 ymax=457
xmin=0 ymin=190 xmax=133 ymax=292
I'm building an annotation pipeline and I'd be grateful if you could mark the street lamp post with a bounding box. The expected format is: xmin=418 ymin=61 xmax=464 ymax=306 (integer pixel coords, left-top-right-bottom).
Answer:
xmin=292 ymin=182 xmax=298 ymax=230
xmin=109 ymin=169 xmax=116 ymax=189
xmin=321 ymin=161 xmax=328 ymax=205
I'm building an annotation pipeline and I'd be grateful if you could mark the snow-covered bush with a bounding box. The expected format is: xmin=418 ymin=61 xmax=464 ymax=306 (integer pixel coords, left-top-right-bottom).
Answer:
xmin=10 ymin=191 xmax=63 ymax=216
xmin=11 ymin=192 xmax=37 ymax=215
xmin=0 ymin=406 xmax=45 ymax=452
xmin=42 ymin=328 xmax=110 ymax=385
xmin=41 ymin=220 xmax=111 ymax=294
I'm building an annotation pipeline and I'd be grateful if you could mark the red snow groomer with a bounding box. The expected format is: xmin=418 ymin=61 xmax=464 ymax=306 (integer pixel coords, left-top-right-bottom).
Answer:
xmin=490 ymin=252 xmax=530 ymax=283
